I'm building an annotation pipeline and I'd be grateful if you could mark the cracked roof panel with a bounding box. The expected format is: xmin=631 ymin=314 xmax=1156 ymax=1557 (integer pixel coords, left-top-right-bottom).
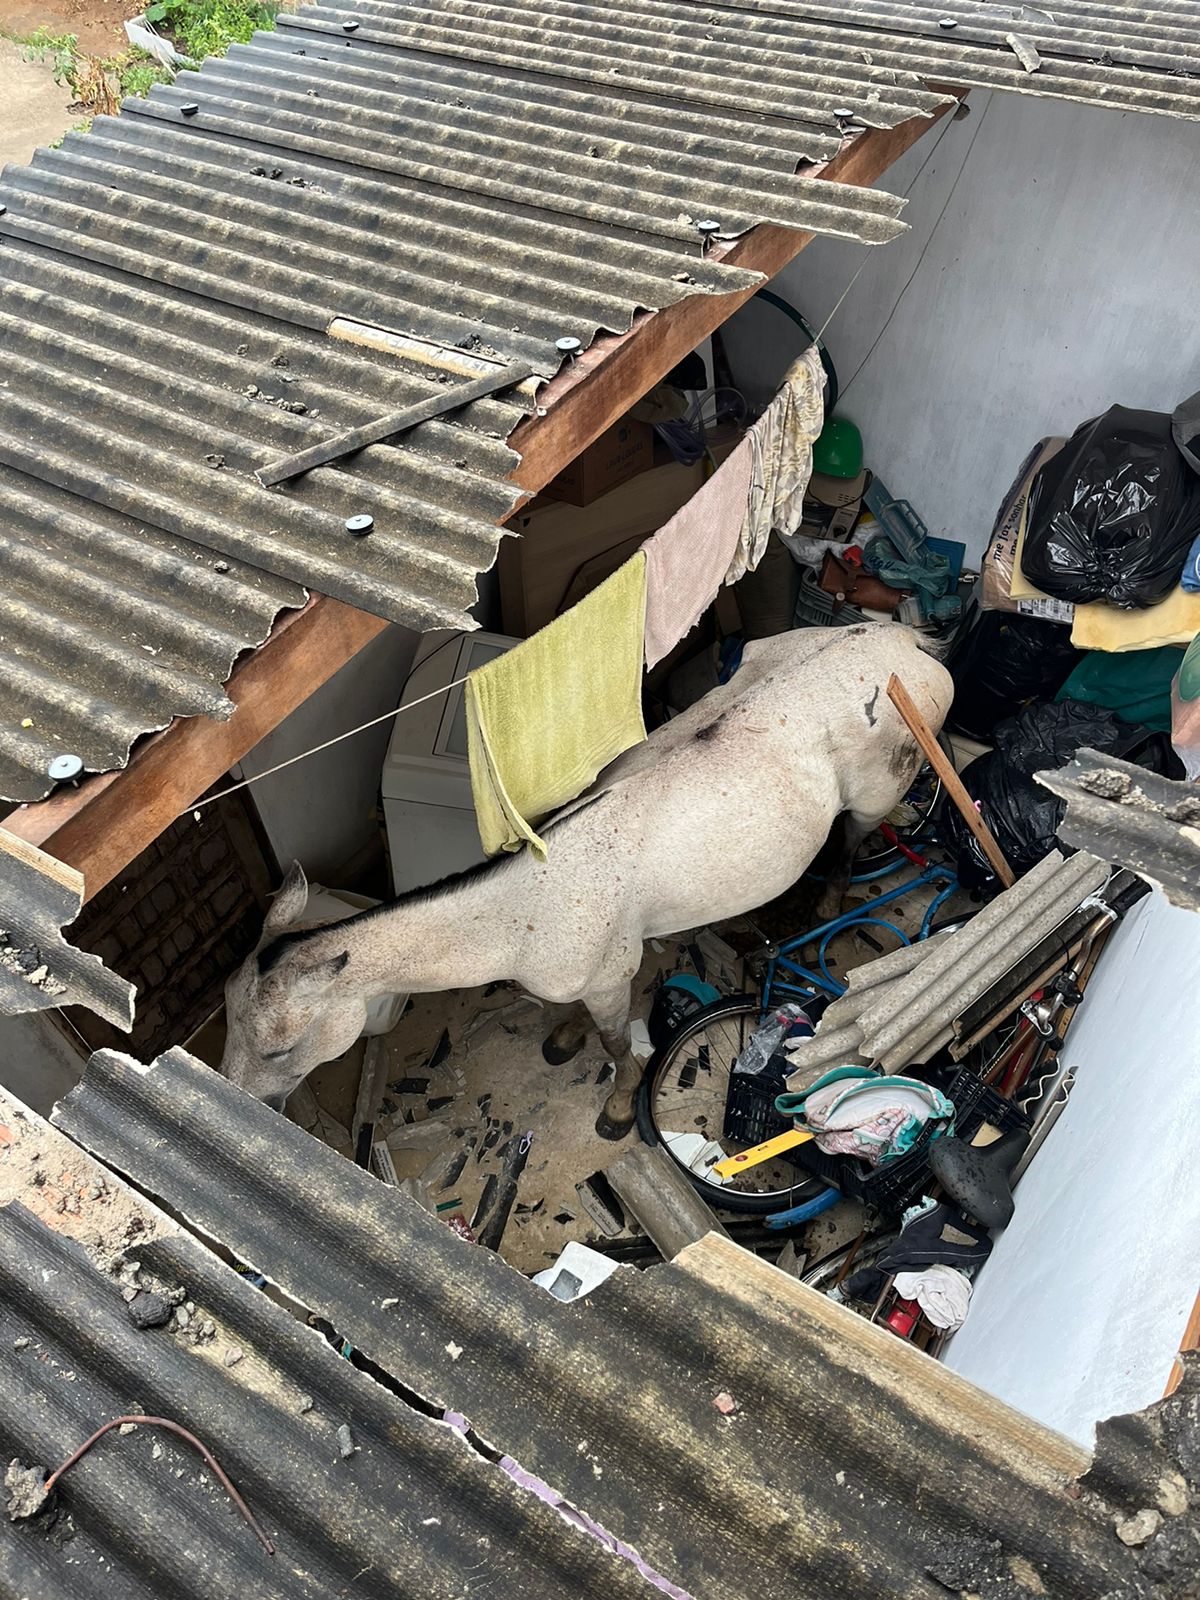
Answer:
xmin=2 ymin=0 xmax=1198 ymax=805
xmin=0 ymin=1095 xmax=660 ymax=1600
xmin=0 ymin=829 xmax=134 ymax=1029
xmin=41 ymin=1042 xmax=1149 ymax=1598
xmin=1037 ymin=747 xmax=1200 ymax=915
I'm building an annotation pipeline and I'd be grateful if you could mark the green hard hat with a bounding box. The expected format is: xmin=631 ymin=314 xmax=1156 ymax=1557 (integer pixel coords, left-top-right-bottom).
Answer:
xmin=813 ymin=416 xmax=864 ymax=479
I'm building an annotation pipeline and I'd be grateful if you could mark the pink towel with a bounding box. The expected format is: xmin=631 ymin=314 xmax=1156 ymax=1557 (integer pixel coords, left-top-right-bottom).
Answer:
xmin=640 ymin=438 xmax=754 ymax=668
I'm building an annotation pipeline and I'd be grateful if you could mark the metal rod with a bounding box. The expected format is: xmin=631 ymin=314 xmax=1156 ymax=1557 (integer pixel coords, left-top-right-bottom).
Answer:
xmin=256 ymin=361 xmax=534 ymax=486
xmin=43 ymin=1415 xmax=275 ymax=1555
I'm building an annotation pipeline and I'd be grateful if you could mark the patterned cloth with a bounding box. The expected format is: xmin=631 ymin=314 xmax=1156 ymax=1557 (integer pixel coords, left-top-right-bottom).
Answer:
xmin=728 ymin=345 xmax=826 ymax=583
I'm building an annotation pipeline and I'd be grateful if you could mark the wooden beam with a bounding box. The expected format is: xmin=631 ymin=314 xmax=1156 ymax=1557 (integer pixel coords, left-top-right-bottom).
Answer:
xmin=888 ymin=672 xmax=1016 ymax=889
xmin=3 ymin=107 xmax=959 ymax=901
xmin=509 ymin=102 xmax=958 ymax=496
xmin=3 ymin=597 xmax=388 ymax=900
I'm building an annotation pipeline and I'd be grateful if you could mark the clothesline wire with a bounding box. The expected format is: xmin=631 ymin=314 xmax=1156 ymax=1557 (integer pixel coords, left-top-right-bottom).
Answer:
xmin=180 ymin=105 xmax=975 ymax=825
xmin=191 ymin=671 xmax=474 ymax=813
xmin=813 ymin=99 xmax=968 ymax=351
xmin=836 ymin=98 xmax=992 ymax=404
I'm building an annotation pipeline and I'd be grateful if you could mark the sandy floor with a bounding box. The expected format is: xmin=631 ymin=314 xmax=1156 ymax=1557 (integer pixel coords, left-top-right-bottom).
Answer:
xmin=0 ymin=38 xmax=75 ymax=169
xmin=256 ymin=860 xmax=962 ymax=1277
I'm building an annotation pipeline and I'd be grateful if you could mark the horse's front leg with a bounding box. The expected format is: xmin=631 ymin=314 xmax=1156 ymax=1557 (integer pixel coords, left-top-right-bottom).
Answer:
xmin=584 ymin=978 xmax=639 ymax=1142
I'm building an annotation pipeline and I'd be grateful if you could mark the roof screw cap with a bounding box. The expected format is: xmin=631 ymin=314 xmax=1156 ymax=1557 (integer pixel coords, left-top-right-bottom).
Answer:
xmin=555 ymin=336 xmax=582 ymax=362
xmin=938 ymin=16 xmax=957 ymax=26
xmin=696 ymin=218 xmax=721 ymax=255
xmin=47 ymin=753 xmax=84 ymax=784
xmin=180 ymin=103 xmax=199 ymax=117
xmin=832 ymin=107 xmax=855 ymax=120
xmin=342 ymin=19 xmax=359 ymax=30
xmin=0 ymin=205 xmax=7 ymax=217
xmin=345 ymin=513 xmax=374 ymax=537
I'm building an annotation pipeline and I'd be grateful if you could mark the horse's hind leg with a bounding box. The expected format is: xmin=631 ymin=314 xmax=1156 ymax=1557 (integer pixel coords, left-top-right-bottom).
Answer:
xmin=542 ymin=1002 xmax=589 ymax=1065
xmin=584 ymin=978 xmax=639 ymax=1141
xmin=815 ymin=810 xmax=882 ymax=923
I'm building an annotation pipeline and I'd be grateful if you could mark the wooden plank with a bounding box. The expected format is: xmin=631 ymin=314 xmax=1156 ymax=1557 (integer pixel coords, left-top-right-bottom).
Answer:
xmin=3 ymin=110 xmax=957 ymax=902
xmin=887 ymin=672 xmax=1017 ymax=889
xmin=508 ymin=103 xmax=959 ymax=496
xmin=3 ymin=597 xmax=389 ymax=901
xmin=256 ymin=362 xmax=534 ymax=487
xmin=1165 ymin=1284 xmax=1200 ymax=1396
xmin=606 ymin=1143 xmax=733 ymax=1261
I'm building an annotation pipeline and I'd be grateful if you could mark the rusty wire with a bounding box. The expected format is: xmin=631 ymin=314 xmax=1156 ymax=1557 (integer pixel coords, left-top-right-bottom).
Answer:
xmin=43 ymin=1414 xmax=275 ymax=1555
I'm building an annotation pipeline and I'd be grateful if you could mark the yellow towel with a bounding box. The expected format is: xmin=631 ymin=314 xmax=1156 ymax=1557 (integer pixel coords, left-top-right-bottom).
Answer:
xmin=1012 ymin=500 xmax=1200 ymax=649
xmin=466 ymin=554 xmax=648 ymax=859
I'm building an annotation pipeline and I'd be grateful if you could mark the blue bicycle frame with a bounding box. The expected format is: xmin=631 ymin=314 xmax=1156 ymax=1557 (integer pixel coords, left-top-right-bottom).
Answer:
xmin=762 ymin=862 xmax=958 ymax=1011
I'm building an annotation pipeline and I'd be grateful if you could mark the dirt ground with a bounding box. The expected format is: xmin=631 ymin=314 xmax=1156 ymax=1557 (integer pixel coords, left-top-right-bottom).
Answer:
xmin=182 ymin=862 xmax=956 ymax=1278
xmin=0 ymin=37 xmax=75 ymax=167
xmin=0 ymin=0 xmax=128 ymax=56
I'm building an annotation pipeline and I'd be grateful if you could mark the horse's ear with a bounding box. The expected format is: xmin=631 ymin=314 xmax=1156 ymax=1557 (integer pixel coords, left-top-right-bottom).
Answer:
xmin=263 ymin=861 xmax=310 ymax=938
xmin=290 ymin=950 xmax=350 ymax=999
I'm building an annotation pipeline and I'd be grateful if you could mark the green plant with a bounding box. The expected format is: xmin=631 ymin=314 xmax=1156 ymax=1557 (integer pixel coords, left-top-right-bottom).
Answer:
xmin=50 ymin=118 xmax=94 ymax=150
xmin=143 ymin=0 xmax=277 ymax=62
xmin=20 ymin=27 xmax=83 ymax=92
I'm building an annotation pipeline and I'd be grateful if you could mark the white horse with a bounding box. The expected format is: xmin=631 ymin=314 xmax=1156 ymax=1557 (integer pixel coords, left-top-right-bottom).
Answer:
xmin=220 ymin=624 xmax=952 ymax=1135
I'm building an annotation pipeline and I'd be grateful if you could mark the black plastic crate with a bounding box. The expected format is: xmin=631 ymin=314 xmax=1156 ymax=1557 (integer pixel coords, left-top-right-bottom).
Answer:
xmin=722 ymin=1054 xmax=811 ymax=1168
xmin=788 ymin=1067 xmax=1031 ymax=1214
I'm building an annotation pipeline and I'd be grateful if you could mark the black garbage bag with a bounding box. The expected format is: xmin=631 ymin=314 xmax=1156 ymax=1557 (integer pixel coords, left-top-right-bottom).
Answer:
xmin=944 ymin=698 xmax=1183 ymax=890
xmin=945 ymin=604 xmax=1082 ymax=741
xmin=1021 ymin=405 xmax=1200 ymax=608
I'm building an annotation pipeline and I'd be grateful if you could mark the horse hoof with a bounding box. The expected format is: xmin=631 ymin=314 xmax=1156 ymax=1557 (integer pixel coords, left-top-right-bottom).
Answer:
xmin=594 ymin=1106 xmax=634 ymax=1142
xmin=542 ymin=1033 xmax=584 ymax=1066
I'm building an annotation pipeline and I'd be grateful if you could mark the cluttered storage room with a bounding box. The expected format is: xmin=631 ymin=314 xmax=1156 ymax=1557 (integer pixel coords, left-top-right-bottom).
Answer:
xmin=3 ymin=11 xmax=1200 ymax=1596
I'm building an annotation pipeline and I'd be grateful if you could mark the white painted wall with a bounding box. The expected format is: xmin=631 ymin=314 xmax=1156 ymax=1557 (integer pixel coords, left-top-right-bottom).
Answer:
xmin=944 ymin=891 xmax=1200 ymax=1447
xmin=723 ymin=91 xmax=1200 ymax=562
xmin=240 ymin=623 xmax=420 ymax=882
xmin=0 ymin=1011 xmax=87 ymax=1116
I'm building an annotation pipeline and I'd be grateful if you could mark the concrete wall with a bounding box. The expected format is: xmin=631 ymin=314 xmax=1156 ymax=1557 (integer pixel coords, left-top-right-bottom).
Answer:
xmin=723 ymin=91 xmax=1200 ymax=562
xmin=944 ymin=890 xmax=1200 ymax=1448
xmin=239 ymin=624 xmax=420 ymax=883
xmin=0 ymin=1011 xmax=87 ymax=1117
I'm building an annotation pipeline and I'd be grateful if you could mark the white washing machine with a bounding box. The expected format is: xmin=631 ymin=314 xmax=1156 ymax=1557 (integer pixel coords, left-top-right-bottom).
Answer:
xmin=380 ymin=629 xmax=517 ymax=894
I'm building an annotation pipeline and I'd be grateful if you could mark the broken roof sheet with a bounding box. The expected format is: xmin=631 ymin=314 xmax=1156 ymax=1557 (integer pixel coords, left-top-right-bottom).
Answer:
xmin=2 ymin=0 xmax=1199 ymax=807
xmin=1037 ymin=747 xmax=1200 ymax=915
xmin=0 ymin=1098 xmax=662 ymax=1600
xmin=39 ymin=1042 xmax=1169 ymax=1598
xmin=0 ymin=829 xmax=133 ymax=1029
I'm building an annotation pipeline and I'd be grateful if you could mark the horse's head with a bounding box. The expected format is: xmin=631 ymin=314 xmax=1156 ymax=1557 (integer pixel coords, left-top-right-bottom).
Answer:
xmin=220 ymin=861 xmax=366 ymax=1109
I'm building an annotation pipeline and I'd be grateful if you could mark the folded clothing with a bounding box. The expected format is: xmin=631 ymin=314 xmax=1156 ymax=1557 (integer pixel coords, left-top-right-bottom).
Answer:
xmin=1055 ymin=644 xmax=1185 ymax=734
xmin=466 ymin=554 xmax=648 ymax=859
xmin=777 ymin=1066 xmax=954 ymax=1168
xmin=878 ymin=1203 xmax=993 ymax=1273
xmin=893 ymin=1264 xmax=973 ymax=1331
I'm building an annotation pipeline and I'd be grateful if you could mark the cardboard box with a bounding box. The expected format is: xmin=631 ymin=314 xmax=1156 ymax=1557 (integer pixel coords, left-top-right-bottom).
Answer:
xmin=542 ymin=415 xmax=654 ymax=506
xmin=500 ymin=458 xmax=706 ymax=635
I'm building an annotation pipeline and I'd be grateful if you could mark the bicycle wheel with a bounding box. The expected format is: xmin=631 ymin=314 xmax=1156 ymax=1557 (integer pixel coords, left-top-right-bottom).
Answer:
xmin=635 ymin=995 xmax=829 ymax=1215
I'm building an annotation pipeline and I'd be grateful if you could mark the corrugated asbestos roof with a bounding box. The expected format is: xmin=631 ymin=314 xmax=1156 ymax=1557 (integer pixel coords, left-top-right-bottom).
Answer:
xmin=786 ymin=848 xmax=1111 ymax=1084
xmin=0 ymin=1099 xmax=662 ymax=1600
xmin=0 ymin=829 xmax=133 ymax=1028
xmin=2 ymin=0 xmax=1199 ymax=806
xmin=1037 ymin=748 xmax=1200 ymax=915
xmin=0 ymin=0 xmax=909 ymax=807
xmin=8 ymin=1044 xmax=1167 ymax=1599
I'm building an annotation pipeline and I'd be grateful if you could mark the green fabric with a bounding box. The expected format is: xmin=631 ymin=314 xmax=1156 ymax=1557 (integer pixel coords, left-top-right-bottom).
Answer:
xmin=1055 ymin=645 xmax=1185 ymax=733
xmin=466 ymin=554 xmax=647 ymax=860
xmin=812 ymin=416 xmax=863 ymax=479
xmin=1177 ymin=632 xmax=1200 ymax=701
